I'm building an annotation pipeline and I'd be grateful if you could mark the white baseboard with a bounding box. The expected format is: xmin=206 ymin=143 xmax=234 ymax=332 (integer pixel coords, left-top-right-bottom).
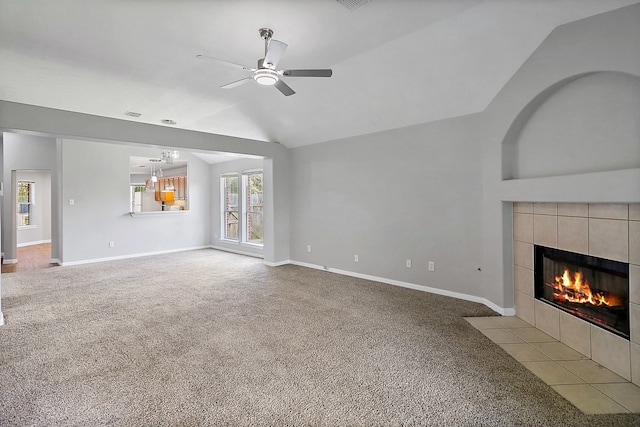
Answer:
xmin=263 ymin=259 xmax=292 ymax=267
xmin=60 ymin=246 xmax=211 ymax=266
xmin=3 ymin=259 xmax=18 ymax=265
xmin=287 ymin=260 xmax=514 ymax=316
xmin=7 ymin=246 xmax=515 ymax=316
xmin=17 ymin=239 xmax=51 ymax=248
xmin=0 ymin=311 xmax=4 ymax=326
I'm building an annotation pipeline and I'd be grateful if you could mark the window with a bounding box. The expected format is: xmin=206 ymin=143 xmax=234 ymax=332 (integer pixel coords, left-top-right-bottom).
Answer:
xmin=17 ymin=180 xmax=34 ymax=227
xmin=220 ymin=171 xmax=263 ymax=246
xmin=130 ymin=185 xmax=145 ymax=213
xmin=243 ymin=172 xmax=263 ymax=244
xmin=222 ymin=175 xmax=239 ymax=240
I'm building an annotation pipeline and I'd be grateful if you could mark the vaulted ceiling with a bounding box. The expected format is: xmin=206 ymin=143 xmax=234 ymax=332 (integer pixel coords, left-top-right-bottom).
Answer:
xmin=1 ymin=0 xmax=637 ymax=149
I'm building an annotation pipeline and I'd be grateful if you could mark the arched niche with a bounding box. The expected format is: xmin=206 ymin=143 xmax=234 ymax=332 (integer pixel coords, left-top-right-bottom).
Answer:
xmin=502 ymin=71 xmax=640 ymax=180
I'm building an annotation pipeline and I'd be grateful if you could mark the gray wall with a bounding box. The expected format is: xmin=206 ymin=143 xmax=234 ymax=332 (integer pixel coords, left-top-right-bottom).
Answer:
xmin=289 ymin=114 xmax=484 ymax=296
xmin=60 ymin=138 xmax=211 ymax=264
xmin=288 ymin=3 xmax=640 ymax=311
xmin=511 ymin=71 xmax=640 ymax=179
xmin=16 ymin=170 xmax=52 ymax=246
xmin=2 ymin=132 xmax=58 ymax=261
xmin=483 ymin=3 xmax=640 ymax=309
xmin=0 ymin=103 xmax=291 ymax=265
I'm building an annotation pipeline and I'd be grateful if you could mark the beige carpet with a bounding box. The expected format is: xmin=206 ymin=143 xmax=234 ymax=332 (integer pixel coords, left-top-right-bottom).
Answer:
xmin=1 ymin=249 xmax=638 ymax=426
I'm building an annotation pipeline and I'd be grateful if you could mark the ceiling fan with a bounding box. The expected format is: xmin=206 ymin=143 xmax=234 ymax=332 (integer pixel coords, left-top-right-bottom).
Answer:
xmin=197 ymin=28 xmax=332 ymax=96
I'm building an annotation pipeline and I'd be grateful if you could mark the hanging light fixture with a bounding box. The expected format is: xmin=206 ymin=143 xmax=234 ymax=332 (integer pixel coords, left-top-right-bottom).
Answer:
xmin=161 ymin=150 xmax=180 ymax=164
xmin=150 ymin=165 xmax=158 ymax=183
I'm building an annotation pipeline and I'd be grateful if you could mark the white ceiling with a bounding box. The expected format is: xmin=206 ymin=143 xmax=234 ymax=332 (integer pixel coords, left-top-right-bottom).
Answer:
xmin=1 ymin=0 xmax=637 ymax=149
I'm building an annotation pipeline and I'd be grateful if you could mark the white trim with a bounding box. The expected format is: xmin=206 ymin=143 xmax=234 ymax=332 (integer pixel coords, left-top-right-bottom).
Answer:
xmin=17 ymin=239 xmax=51 ymax=248
xmin=3 ymin=259 xmax=18 ymax=265
xmin=210 ymin=245 xmax=264 ymax=259
xmin=288 ymin=260 xmax=513 ymax=316
xmin=60 ymin=245 xmax=210 ymax=266
xmin=219 ymin=238 xmax=240 ymax=244
xmin=242 ymin=168 xmax=263 ymax=175
xmin=0 ymin=312 xmax=4 ymax=326
xmin=241 ymin=241 xmax=264 ymax=249
xmin=129 ymin=210 xmax=190 ymax=217
xmin=17 ymin=225 xmax=38 ymax=230
xmin=263 ymin=259 xmax=292 ymax=267
xmin=50 ymin=258 xmax=61 ymax=265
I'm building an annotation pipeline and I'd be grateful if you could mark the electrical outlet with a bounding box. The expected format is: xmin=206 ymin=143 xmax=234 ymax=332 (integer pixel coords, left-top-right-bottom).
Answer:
xmin=428 ymin=261 xmax=435 ymax=271
xmin=406 ymin=259 xmax=412 ymax=268
xmin=354 ymin=254 xmax=359 ymax=262
xmin=307 ymin=245 xmax=312 ymax=253
xmin=109 ymin=241 xmax=115 ymax=248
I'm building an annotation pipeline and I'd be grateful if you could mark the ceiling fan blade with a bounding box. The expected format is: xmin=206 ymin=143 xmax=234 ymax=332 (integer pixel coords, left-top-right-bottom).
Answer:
xmin=274 ymin=79 xmax=295 ymax=96
xmin=221 ymin=77 xmax=253 ymax=89
xmin=196 ymin=54 xmax=253 ymax=71
xmin=263 ymin=40 xmax=288 ymax=68
xmin=282 ymin=69 xmax=333 ymax=77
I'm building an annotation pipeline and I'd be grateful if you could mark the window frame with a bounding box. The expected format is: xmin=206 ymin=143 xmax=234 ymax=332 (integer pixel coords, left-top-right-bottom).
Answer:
xmin=17 ymin=180 xmax=35 ymax=228
xmin=221 ymin=174 xmax=240 ymax=242
xmin=242 ymin=170 xmax=264 ymax=246
xmin=219 ymin=170 xmax=264 ymax=248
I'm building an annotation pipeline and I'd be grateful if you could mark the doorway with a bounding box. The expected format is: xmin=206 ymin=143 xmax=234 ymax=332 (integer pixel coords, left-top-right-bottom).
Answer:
xmin=1 ymin=169 xmax=55 ymax=273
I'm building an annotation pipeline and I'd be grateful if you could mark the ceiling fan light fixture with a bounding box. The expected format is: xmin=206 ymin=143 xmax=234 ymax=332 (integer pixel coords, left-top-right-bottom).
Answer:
xmin=254 ymin=69 xmax=279 ymax=86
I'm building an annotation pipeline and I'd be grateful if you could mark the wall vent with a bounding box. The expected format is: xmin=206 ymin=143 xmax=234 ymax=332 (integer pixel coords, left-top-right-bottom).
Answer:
xmin=336 ymin=0 xmax=369 ymax=11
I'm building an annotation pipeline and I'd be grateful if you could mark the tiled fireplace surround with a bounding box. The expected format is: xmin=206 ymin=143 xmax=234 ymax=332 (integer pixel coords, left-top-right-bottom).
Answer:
xmin=513 ymin=203 xmax=640 ymax=386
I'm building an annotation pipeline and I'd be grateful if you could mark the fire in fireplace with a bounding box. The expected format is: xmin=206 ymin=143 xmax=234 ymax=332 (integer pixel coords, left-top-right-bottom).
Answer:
xmin=534 ymin=246 xmax=629 ymax=339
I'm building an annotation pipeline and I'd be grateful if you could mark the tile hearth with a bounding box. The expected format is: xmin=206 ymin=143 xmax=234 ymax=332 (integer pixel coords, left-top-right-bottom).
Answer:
xmin=466 ymin=316 xmax=640 ymax=414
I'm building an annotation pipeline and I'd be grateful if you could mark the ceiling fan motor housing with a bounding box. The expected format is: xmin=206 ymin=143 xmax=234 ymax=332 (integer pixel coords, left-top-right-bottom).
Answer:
xmin=254 ymin=58 xmax=279 ymax=85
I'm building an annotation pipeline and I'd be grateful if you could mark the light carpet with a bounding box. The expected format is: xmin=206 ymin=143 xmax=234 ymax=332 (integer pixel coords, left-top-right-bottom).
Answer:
xmin=1 ymin=249 xmax=638 ymax=426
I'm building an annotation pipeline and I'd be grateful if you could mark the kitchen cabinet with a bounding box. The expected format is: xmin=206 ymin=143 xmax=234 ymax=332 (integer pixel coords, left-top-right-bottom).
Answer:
xmin=154 ymin=176 xmax=187 ymax=202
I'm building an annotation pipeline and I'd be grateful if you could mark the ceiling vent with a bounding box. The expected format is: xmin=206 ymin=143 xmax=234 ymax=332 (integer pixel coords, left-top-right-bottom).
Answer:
xmin=124 ymin=111 xmax=142 ymax=117
xmin=336 ymin=0 xmax=369 ymax=11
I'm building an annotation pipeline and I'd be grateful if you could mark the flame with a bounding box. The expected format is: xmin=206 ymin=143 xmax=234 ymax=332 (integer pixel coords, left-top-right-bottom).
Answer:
xmin=550 ymin=269 xmax=623 ymax=307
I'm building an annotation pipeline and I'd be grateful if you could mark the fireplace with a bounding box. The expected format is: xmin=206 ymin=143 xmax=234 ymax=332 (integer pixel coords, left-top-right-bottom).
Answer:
xmin=534 ymin=246 xmax=629 ymax=339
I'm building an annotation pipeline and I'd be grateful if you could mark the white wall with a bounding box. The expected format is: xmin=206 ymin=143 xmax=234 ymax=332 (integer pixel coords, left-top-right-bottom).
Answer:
xmin=16 ymin=170 xmax=51 ymax=246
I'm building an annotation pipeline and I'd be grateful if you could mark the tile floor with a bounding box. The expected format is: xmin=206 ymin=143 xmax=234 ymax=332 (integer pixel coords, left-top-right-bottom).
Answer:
xmin=465 ymin=316 xmax=640 ymax=414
